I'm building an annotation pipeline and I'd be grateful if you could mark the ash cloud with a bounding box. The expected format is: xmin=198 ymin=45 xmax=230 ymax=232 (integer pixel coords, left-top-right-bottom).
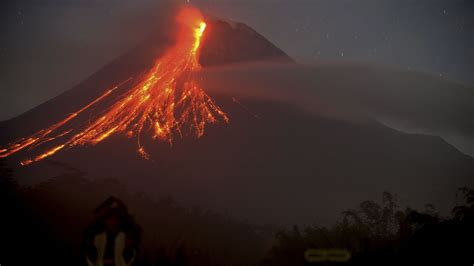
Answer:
xmin=200 ymin=62 xmax=474 ymax=156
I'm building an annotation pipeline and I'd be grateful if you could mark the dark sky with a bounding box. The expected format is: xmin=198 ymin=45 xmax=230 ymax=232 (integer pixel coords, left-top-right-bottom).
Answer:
xmin=1 ymin=0 xmax=473 ymax=121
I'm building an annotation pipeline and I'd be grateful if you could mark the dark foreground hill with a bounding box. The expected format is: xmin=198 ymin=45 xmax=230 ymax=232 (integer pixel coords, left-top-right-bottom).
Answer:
xmin=1 ymin=161 xmax=473 ymax=266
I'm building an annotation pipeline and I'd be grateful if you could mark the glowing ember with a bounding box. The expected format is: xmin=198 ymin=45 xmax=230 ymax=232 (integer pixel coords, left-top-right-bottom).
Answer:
xmin=1 ymin=8 xmax=228 ymax=165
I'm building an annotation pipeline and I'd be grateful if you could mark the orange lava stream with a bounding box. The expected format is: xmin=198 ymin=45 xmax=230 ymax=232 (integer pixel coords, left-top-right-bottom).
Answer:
xmin=0 ymin=8 xmax=228 ymax=165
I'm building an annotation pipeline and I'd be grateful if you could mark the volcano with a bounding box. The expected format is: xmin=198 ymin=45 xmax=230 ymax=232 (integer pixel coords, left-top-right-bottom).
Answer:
xmin=1 ymin=9 xmax=473 ymax=225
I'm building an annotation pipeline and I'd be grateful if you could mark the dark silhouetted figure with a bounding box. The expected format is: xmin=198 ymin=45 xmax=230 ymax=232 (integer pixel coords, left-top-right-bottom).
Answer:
xmin=84 ymin=196 xmax=141 ymax=266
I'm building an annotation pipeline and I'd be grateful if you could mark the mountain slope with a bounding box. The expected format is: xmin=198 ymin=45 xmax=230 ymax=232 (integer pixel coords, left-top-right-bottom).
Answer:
xmin=5 ymin=96 xmax=473 ymax=225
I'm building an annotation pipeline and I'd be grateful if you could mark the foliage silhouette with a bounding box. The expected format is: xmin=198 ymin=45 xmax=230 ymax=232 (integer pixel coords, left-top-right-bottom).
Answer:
xmin=1 ymin=160 xmax=472 ymax=265
xmin=263 ymin=189 xmax=474 ymax=265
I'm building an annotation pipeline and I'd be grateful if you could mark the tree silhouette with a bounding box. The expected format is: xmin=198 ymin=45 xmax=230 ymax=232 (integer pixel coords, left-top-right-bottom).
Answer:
xmin=263 ymin=189 xmax=474 ymax=265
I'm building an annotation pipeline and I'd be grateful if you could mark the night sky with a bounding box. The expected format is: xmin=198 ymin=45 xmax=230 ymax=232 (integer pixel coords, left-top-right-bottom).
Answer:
xmin=1 ymin=0 xmax=473 ymax=121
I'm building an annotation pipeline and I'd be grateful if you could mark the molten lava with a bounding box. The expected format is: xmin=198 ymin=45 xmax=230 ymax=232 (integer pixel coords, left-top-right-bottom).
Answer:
xmin=0 ymin=8 xmax=228 ymax=165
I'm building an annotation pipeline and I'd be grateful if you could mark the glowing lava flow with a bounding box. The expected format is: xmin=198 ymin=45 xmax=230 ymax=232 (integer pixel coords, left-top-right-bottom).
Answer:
xmin=0 ymin=8 xmax=228 ymax=165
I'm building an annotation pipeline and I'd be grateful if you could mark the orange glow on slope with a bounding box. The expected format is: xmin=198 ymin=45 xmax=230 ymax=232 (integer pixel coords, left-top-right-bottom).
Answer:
xmin=1 ymin=8 xmax=228 ymax=165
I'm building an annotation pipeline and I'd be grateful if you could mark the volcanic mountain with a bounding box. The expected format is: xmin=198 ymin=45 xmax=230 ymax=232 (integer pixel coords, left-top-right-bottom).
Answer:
xmin=1 ymin=16 xmax=473 ymax=225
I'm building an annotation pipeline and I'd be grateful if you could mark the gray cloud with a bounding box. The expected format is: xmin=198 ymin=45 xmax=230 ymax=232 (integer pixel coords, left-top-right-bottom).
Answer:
xmin=200 ymin=62 xmax=474 ymax=155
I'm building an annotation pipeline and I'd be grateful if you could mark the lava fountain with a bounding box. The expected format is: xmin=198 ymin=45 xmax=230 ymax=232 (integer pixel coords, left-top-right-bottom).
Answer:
xmin=0 ymin=8 xmax=229 ymax=165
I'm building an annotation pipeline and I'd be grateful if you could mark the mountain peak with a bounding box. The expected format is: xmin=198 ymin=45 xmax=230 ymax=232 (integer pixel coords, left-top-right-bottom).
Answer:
xmin=199 ymin=17 xmax=294 ymax=66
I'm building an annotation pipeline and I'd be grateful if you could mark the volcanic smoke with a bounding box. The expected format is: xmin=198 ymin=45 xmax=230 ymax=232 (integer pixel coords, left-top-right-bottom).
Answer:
xmin=0 ymin=8 xmax=229 ymax=165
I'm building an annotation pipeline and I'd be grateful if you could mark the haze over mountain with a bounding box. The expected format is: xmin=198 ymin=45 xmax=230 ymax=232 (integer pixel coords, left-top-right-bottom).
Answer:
xmin=200 ymin=62 xmax=474 ymax=157
xmin=1 ymin=18 xmax=473 ymax=225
